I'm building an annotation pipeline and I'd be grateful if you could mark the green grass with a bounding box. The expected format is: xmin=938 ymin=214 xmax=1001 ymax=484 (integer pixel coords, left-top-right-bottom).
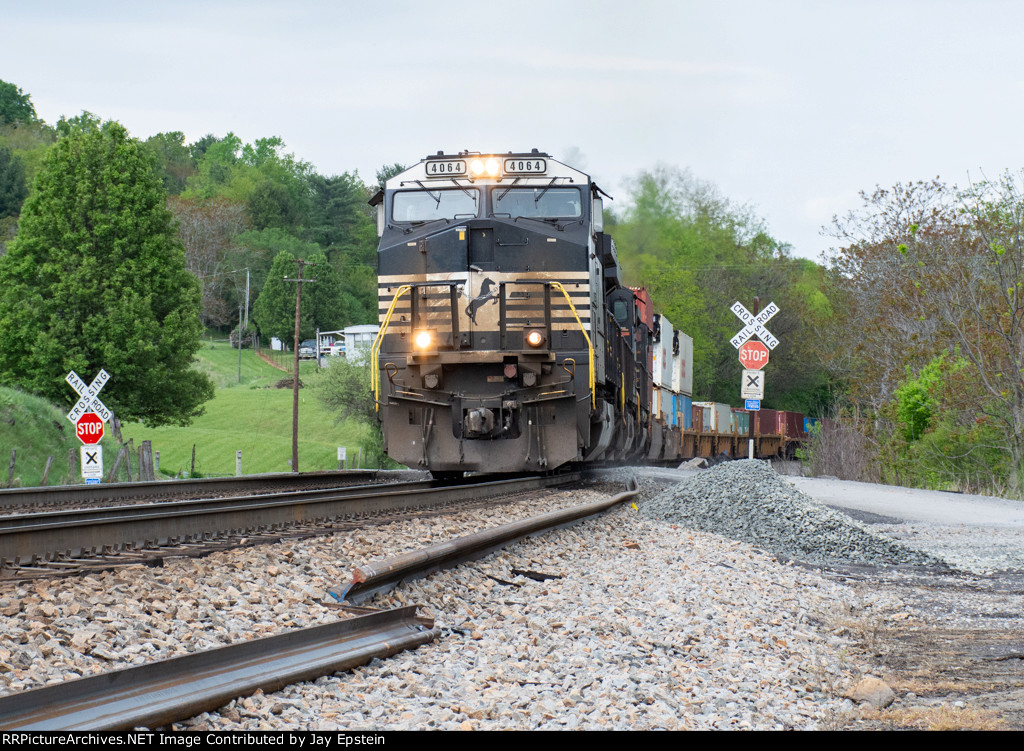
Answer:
xmin=1 ymin=345 xmax=372 ymax=486
xmin=0 ymin=386 xmax=117 ymax=487
xmin=120 ymin=345 xmax=371 ymax=477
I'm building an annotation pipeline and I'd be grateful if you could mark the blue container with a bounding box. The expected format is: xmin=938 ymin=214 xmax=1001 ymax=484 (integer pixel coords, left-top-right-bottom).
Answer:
xmin=677 ymin=395 xmax=693 ymax=430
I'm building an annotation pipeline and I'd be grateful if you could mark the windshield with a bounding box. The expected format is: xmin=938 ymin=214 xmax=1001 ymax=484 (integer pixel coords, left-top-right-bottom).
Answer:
xmin=392 ymin=188 xmax=479 ymax=223
xmin=493 ymin=187 xmax=582 ymax=219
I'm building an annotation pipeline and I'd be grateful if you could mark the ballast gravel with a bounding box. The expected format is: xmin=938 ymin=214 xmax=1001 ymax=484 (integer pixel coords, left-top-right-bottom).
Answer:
xmin=0 ymin=462 xmax=983 ymax=731
xmin=641 ymin=460 xmax=947 ymax=569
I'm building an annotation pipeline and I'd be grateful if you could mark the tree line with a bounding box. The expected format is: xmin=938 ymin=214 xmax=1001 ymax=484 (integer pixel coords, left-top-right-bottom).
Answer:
xmin=4 ymin=77 xmax=1021 ymax=498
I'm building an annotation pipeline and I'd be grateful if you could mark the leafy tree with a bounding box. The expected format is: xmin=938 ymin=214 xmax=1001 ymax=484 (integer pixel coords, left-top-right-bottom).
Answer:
xmin=55 ymin=111 xmax=103 ymax=137
xmin=375 ymin=162 xmax=406 ymax=191
xmin=0 ymin=80 xmax=38 ymax=126
xmin=312 ymin=358 xmax=393 ymax=467
xmin=252 ymin=248 xmax=352 ymax=349
xmin=0 ymin=145 xmax=27 ymax=218
xmin=824 ymin=174 xmax=1024 ymax=496
xmin=0 ymin=120 xmax=214 ymax=426
xmin=822 ymin=179 xmax=956 ymax=411
xmin=143 ymin=131 xmax=195 ymax=195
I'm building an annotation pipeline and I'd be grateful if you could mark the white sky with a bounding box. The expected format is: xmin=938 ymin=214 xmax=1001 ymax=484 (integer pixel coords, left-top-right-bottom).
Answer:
xmin=4 ymin=0 xmax=1024 ymax=261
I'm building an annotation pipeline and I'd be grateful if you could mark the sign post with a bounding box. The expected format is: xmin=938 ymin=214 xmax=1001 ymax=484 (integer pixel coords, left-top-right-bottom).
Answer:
xmin=729 ymin=300 xmax=781 ymax=459
xmin=66 ymin=369 xmax=111 ymax=483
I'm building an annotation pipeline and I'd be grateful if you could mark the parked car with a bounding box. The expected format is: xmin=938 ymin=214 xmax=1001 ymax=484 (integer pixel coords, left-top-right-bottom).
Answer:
xmin=298 ymin=339 xmax=317 ymax=359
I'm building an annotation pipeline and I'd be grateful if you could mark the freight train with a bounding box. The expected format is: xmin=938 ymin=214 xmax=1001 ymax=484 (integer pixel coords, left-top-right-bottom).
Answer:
xmin=369 ymin=150 xmax=807 ymax=477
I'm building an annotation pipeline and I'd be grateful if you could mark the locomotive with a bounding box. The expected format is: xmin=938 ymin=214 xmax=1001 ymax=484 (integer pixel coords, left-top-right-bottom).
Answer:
xmin=369 ymin=150 xmax=802 ymax=477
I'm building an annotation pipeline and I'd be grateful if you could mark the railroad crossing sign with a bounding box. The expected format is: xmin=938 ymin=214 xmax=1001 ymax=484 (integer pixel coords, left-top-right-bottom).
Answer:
xmin=729 ymin=301 xmax=779 ymax=350
xmin=80 ymin=445 xmax=103 ymax=481
xmin=741 ymin=369 xmax=765 ymax=400
xmin=738 ymin=340 xmax=770 ymax=370
xmin=76 ymin=412 xmax=105 ymax=445
xmin=66 ymin=369 xmax=111 ymax=424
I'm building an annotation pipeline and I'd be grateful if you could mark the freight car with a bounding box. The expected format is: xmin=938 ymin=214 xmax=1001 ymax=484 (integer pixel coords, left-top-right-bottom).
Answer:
xmin=369 ymin=151 xmax=805 ymax=476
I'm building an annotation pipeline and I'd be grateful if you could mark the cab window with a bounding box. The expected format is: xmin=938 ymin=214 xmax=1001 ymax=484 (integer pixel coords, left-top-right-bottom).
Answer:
xmin=392 ymin=188 xmax=479 ymax=223
xmin=493 ymin=187 xmax=582 ymax=219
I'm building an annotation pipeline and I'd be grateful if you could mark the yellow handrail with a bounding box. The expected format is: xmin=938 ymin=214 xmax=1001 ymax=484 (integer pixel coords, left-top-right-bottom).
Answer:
xmin=549 ymin=281 xmax=595 ymax=409
xmin=371 ymin=285 xmax=412 ymax=411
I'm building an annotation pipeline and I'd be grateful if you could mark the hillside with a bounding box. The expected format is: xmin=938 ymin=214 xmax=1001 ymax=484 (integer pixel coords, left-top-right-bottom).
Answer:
xmin=0 ymin=386 xmax=103 ymax=487
xmin=0 ymin=344 xmax=373 ymax=487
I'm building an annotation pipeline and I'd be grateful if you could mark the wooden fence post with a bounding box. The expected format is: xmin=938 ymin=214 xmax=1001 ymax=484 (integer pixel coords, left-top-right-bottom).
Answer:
xmin=138 ymin=441 xmax=155 ymax=482
xmin=126 ymin=438 xmax=134 ymax=482
xmin=41 ymin=455 xmax=54 ymax=486
xmin=68 ymin=448 xmax=77 ymax=485
xmin=6 ymin=449 xmax=14 ymax=488
xmin=107 ymin=445 xmax=126 ymax=483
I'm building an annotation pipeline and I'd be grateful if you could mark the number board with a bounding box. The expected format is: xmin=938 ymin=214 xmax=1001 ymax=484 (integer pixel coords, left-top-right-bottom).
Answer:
xmin=503 ymin=158 xmax=546 ymax=174
xmin=424 ymin=160 xmax=467 ymax=177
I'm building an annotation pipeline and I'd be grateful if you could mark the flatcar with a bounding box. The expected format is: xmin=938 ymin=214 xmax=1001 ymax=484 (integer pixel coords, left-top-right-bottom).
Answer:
xmin=369 ymin=151 xmax=804 ymax=476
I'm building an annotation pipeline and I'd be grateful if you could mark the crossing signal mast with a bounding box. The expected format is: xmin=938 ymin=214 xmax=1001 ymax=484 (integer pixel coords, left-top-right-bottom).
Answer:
xmin=729 ymin=297 xmax=781 ymax=459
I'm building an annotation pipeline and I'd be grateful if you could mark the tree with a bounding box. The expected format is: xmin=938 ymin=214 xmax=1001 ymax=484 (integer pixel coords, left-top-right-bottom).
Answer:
xmin=823 ymin=175 xmax=1024 ymax=497
xmin=0 ymin=80 xmax=38 ymax=126
xmin=168 ymin=196 xmax=251 ymax=327
xmin=0 ymin=145 xmax=27 ymax=218
xmin=0 ymin=120 xmax=214 ymax=426
xmin=252 ymin=248 xmax=348 ymax=349
xmin=143 ymin=131 xmax=196 ymax=195
xmin=312 ymin=358 xmax=392 ymax=467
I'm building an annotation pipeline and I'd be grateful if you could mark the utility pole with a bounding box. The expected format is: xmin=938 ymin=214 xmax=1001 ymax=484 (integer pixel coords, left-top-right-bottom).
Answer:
xmin=237 ymin=302 xmax=243 ymax=384
xmin=284 ymin=259 xmax=317 ymax=473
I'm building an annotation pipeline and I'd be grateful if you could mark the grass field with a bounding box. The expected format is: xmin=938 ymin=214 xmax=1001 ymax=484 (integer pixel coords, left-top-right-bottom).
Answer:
xmin=120 ymin=344 xmax=371 ymax=477
xmin=0 ymin=386 xmax=107 ymax=487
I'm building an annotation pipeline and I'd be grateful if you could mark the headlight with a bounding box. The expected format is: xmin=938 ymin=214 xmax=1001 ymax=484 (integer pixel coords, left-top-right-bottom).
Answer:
xmin=414 ymin=330 xmax=433 ymax=349
xmin=469 ymin=157 xmax=501 ymax=178
xmin=525 ymin=329 xmax=546 ymax=348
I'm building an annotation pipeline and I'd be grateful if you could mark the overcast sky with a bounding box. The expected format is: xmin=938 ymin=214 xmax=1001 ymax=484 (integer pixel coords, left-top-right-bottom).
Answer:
xmin=5 ymin=1 xmax=1024 ymax=261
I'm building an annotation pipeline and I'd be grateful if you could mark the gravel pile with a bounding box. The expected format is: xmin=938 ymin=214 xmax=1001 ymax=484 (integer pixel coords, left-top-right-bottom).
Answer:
xmin=640 ymin=460 xmax=947 ymax=569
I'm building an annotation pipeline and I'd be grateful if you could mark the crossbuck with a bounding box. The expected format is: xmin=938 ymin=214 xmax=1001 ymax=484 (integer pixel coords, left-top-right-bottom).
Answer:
xmin=66 ymin=369 xmax=112 ymax=424
xmin=729 ymin=301 xmax=779 ymax=350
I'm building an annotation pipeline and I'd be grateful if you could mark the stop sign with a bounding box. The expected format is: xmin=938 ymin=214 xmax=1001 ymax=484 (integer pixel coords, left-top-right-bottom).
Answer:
xmin=738 ymin=340 xmax=770 ymax=370
xmin=76 ymin=412 xmax=105 ymax=445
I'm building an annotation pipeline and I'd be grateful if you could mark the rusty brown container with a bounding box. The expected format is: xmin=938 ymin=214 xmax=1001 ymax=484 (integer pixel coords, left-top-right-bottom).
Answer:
xmin=756 ymin=408 xmax=778 ymax=435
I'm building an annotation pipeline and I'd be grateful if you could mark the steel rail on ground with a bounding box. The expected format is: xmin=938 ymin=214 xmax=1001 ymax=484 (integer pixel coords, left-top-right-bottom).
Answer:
xmin=0 ymin=473 xmax=581 ymax=569
xmin=332 ymin=477 xmax=639 ymax=603
xmin=0 ymin=606 xmax=434 ymax=730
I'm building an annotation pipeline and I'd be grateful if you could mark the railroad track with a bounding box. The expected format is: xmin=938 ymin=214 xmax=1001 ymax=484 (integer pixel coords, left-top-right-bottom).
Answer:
xmin=0 ymin=469 xmax=393 ymax=512
xmin=0 ymin=472 xmax=581 ymax=579
xmin=0 ymin=476 xmax=638 ymax=730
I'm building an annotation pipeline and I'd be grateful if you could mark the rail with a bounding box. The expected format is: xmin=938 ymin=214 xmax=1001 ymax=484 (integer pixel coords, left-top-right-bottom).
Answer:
xmin=332 ymin=476 xmax=637 ymax=603
xmin=0 ymin=606 xmax=434 ymax=730
xmin=0 ymin=473 xmax=581 ymax=573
